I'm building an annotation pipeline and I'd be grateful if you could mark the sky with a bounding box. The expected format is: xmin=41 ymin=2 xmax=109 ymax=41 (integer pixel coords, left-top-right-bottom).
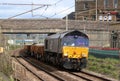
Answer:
xmin=0 ymin=0 xmax=75 ymax=19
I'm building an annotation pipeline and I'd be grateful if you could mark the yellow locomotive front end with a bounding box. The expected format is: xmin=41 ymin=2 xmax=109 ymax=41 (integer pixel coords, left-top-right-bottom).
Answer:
xmin=62 ymin=46 xmax=89 ymax=70
xmin=61 ymin=32 xmax=89 ymax=70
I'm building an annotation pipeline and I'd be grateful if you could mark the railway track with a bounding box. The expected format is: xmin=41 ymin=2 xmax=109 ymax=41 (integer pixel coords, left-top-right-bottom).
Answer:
xmin=18 ymin=55 xmax=118 ymax=81
xmin=14 ymin=57 xmax=65 ymax=81
xmin=14 ymin=57 xmax=44 ymax=81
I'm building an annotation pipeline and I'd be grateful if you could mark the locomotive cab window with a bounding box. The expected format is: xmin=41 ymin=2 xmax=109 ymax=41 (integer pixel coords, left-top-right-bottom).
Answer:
xmin=62 ymin=36 xmax=89 ymax=47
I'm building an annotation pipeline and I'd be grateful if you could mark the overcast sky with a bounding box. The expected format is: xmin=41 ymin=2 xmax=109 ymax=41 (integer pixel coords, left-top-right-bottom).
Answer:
xmin=0 ymin=0 xmax=75 ymax=19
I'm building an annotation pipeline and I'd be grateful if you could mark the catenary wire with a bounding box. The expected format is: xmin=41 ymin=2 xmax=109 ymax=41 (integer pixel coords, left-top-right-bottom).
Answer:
xmin=8 ymin=6 xmax=48 ymax=19
xmin=0 ymin=3 xmax=51 ymax=6
xmin=1 ymin=0 xmax=74 ymax=18
xmin=49 ymin=5 xmax=74 ymax=18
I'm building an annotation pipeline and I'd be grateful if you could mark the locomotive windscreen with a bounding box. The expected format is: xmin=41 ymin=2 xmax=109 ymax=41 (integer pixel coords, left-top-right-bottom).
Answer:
xmin=62 ymin=36 xmax=89 ymax=46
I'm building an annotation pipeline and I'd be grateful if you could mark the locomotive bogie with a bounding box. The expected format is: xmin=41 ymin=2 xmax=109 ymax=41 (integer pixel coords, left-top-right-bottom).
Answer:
xmin=63 ymin=57 xmax=87 ymax=70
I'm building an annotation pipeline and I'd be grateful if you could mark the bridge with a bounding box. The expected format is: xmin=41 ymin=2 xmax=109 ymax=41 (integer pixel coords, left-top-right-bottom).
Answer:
xmin=0 ymin=19 xmax=116 ymax=34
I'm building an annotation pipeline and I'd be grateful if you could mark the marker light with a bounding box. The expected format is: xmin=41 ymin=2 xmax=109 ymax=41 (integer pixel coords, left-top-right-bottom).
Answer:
xmin=82 ymin=54 xmax=87 ymax=57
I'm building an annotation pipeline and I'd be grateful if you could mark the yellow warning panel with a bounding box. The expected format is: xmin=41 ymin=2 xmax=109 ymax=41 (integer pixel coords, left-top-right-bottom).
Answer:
xmin=63 ymin=46 xmax=89 ymax=59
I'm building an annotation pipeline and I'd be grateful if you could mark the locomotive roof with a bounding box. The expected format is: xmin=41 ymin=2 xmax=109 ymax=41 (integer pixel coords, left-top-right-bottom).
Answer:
xmin=46 ymin=30 xmax=88 ymax=39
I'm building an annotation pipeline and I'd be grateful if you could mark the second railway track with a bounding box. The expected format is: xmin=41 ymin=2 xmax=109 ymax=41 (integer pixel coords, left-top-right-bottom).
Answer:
xmin=68 ymin=71 xmax=116 ymax=81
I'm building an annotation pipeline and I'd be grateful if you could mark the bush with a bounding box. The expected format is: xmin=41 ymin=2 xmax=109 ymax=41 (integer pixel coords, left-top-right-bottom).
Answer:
xmin=0 ymin=52 xmax=13 ymax=76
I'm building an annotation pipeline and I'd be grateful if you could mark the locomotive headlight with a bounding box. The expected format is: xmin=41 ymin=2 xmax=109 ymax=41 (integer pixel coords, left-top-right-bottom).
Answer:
xmin=64 ymin=53 xmax=68 ymax=56
xmin=82 ymin=54 xmax=87 ymax=57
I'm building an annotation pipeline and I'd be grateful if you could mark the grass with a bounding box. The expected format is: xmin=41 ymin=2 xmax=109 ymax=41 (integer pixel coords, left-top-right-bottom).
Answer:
xmin=10 ymin=76 xmax=14 ymax=81
xmin=86 ymin=55 xmax=120 ymax=80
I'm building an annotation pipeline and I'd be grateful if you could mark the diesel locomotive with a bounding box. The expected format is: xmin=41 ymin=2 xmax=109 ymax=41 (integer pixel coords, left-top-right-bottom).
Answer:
xmin=44 ymin=30 xmax=89 ymax=70
xmin=24 ymin=30 xmax=89 ymax=70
